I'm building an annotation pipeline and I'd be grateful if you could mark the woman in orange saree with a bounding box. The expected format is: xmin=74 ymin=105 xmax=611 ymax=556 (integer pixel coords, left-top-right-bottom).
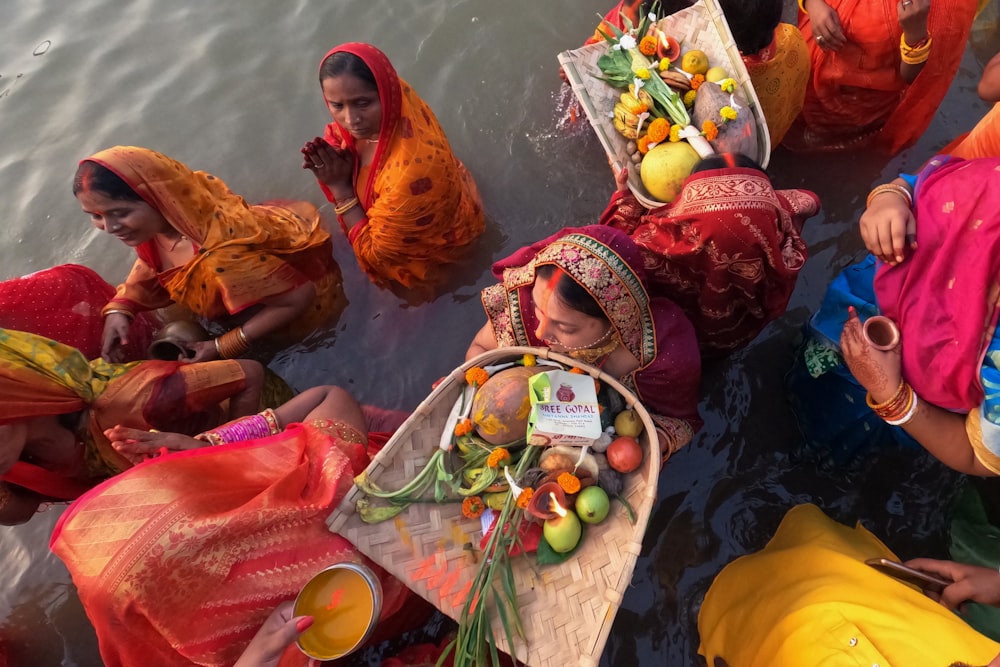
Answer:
xmin=302 ymin=43 xmax=484 ymax=292
xmin=787 ymin=0 xmax=977 ymax=153
xmin=50 ymin=385 xmax=414 ymax=667
xmin=75 ymin=146 xmax=344 ymax=363
xmin=0 ymin=328 xmax=262 ymax=524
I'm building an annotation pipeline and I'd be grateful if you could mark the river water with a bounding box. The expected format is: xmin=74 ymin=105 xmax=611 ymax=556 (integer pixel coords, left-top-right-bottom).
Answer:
xmin=1 ymin=0 xmax=996 ymax=665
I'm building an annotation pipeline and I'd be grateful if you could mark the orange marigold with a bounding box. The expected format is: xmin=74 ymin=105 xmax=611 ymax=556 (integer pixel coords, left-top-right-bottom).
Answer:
xmin=646 ymin=117 xmax=669 ymax=144
xmin=637 ymin=135 xmax=651 ymax=155
xmin=487 ymin=447 xmax=511 ymax=468
xmin=690 ymin=74 xmax=705 ymax=90
xmin=516 ymin=487 xmax=535 ymax=509
xmin=702 ymin=120 xmax=719 ymax=141
xmin=638 ymin=35 xmax=658 ymax=56
xmin=454 ymin=418 xmax=473 ymax=437
xmin=569 ymin=367 xmax=586 ymax=375
xmin=462 ymin=496 xmax=486 ymax=519
xmin=557 ymin=472 xmax=582 ymax=494
xmin=465 ymin=366 xmax=489 ymax=386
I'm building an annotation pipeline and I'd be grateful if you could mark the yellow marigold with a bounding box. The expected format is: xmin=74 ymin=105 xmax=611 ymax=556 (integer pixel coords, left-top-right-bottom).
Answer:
xmin=720 ymin=105 xmax=738 ymax=121
xmin=658 ymin=57 xmax=671 ymax=71
xmin=646 ymin=117 xmax=669 ymax=143
xmin=487 ymin=447 xmax=511 ymax=468
xmin=454 ymin=418 xmax=473 ymax=437
xmin=719 ymin=78 xmax=737 ymax=93
xmin=522 ymin=353 xmax=537 ymax=367
xmin=669 ymin=124 xmax=681 ymax=142
xmin=690 ymin=74 xmax=705 ymax=90
xmin=635 ymin=67 xmax=651 ymax=80
xmin=637 ymin=135 xmax=651 ymax=154
xmin=462 ymin=496 xmax=485 ymax=519
xmin=465 ymin=366 xmax=489 ymax=386
xmin=683 ymin=89 xmax=697 ymax=107
xmin=638 ymin=35 xmax=658 ymax=56
xmin=516 ymin=487 xmax=535 ymax=509
xmin=702 ymin=120 xmax=719 ymax=141
xmin=557 ymin=472 xmax=582 ymax=494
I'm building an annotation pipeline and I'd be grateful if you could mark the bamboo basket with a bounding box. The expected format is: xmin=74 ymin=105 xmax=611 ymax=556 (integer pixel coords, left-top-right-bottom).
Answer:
xmin=327 ymin=346 xmax=660 ymax=667
xmin=557 ymin=0 xmax=771 ymax=208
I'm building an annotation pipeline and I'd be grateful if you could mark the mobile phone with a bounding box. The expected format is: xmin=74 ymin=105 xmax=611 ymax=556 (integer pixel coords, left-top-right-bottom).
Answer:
xmin=865 ymin=557 xmax=952 ymax=592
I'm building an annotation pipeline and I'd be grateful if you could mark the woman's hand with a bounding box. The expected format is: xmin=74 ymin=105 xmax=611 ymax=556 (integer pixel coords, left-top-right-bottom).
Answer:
xmin=897 ymin=0 xmax=930 ymax=44
xmin=234 ymin=601 xmax=313 ymax=667
xmin=613 ymin=163 xmax=630 ymax=193
xmin=185 ymin=339 xmax=222 ymax=363
xmin=104 ymin=425 xmax=202 ymax=465
xmin=101 ymin=313 xmax=132 ymax=363
xmin=301 ymin=137 xmax=354 ymax=191
xmin=904 ymin=558 xmax=1000 ymax=610
xmin=840 ymin=307 xmax=902 ymax=402
xmin=860 ymin=188 xmax=916 ymax=265
xmin=805 ymin=0 xmax=847 ymax=51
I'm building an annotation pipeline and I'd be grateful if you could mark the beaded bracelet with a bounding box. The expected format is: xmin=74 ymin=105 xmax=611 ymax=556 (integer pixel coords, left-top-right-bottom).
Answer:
xmin=260 ymin=408 xmax=282 ymax=435
xmin=335 ymin=197 xmax=360 ymax=216
xmin=866 ymin=183 xmax=913 ymax=209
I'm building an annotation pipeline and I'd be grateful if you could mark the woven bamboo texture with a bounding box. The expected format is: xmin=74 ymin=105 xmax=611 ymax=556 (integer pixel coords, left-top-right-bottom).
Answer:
xmin=327 ymin=346 xmax=660 ymax=666
xmin=557 ymin=0 xmax=771 ymax=208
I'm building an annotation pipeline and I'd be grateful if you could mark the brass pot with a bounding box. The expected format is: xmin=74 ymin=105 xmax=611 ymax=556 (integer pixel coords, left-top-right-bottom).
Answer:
xmin=148 ymin=320 xmax=209 ymax=360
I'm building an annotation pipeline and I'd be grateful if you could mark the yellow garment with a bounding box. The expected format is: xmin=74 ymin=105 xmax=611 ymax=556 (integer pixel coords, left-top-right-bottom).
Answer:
xmin=744 ymin=24 xmax=811 ymax=147
xmin=698 ymin=504 xmax=1000 ymax=666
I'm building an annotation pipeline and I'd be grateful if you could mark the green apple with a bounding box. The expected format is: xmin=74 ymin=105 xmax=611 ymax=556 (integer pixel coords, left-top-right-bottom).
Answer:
xmin=543 ymin=512 xmax=582 ymax=553
xmin=575 ymin=486 xmax=610 ymax=524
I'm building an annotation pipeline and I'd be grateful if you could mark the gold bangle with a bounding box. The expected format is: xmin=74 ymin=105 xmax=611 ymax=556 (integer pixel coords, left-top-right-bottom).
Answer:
xmin=334 ymin=197 xmax=360 ymax=216
xmin=866 ymin=379 xmax=907 ymax=411
xmin=866 ymin=183 xmax=912 ymax=209
xmin=798 ymin=0 xmax=808 ymax=12
xmin=194 ymin=431 xmax=224 ymax=446
xmin=214 ymin=327 xmax=250 ymax=359
xmin=103 ymin=308 xmax=135 ymax=321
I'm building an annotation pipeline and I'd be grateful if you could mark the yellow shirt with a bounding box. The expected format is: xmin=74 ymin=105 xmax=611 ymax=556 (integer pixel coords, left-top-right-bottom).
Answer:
xmin=698 ymin=504 xmax=1000 ymax=667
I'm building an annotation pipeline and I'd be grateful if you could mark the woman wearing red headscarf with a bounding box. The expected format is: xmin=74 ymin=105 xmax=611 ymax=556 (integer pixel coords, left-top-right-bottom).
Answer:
xmin=301 ymin=43 xmax=484 ymax=292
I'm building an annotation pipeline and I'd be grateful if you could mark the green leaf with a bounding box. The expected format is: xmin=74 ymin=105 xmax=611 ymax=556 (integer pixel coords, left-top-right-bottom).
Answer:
xmin=536 ymin=526 xmax=587 ymax=566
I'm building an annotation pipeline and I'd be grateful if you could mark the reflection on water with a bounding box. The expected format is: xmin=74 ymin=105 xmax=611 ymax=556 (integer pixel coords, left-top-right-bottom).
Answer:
xmin=0 ymin=0 xmax=994 ymax=664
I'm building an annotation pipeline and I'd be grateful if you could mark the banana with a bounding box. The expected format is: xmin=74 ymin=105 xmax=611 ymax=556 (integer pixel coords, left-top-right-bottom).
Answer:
xmin=628 ymin=84 xmax=655 ymax=109
xmin=619 ymin=91 xmax=647 ymax=115
xmin=659 ymin=69 xmax=692 ymax=92
xmin=613 ymin=103 xmax=640 ymax=139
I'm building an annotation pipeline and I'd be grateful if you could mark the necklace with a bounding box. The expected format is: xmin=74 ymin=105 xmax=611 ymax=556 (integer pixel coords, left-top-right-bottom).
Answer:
xmin=157 ymin=233 xmax=188 ymax=252
xmin=556 ymin=326 xmax=614 ymax=352
xmin=567 ymin=337 xmax=619 ymax=365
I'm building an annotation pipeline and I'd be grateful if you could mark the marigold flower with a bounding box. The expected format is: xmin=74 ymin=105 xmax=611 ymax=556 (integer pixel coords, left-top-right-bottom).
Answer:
xmin=702 ymin=120 xmax=719 ymax=141
xmin=635 ymin=67 xmax=651 ymax=80
xmin=658 ymin=57 xmax=671 ymax=71
xmin=516 ymin=487 xmax=535 ymax=509
xmin=454 ymin=418 xmax=473 ymax=437
xmin=637 ymin=135 xmax=651 ymax=154
xmin=669 ymin=124 xmax=681 ymax=142
xmin=465 ymin=366 xmax=489 ymax=386
xmin=646 ymin=117 xmax=669 ymax=143
xmin=522 ymin=353 xmax=537 ymax=367
xmin=638 ymin=35 xmax=658 ymax=56
xmin=719 ymin=78 xmax=737 ymax=93
xmin=569 ymin=367 xmax=586 ymax=375
xmin=462 ymin=496 xmax=486 ymax=519
xmin=557 ymin=472 xmax=582 ymax=494
xmin=690 ymin=74 xmax=705 ymax=90
xmin=487 ymin=447 xmax=511 ymax=468
xmin=683 ymin=89 xmax=697 ymax=107
xmin=720 ymin=105 xmax=738 ymax=121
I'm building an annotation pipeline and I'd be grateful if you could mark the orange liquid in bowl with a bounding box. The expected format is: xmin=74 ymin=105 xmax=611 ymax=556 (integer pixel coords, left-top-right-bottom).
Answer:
xmin=294 ymin=565 xmax=379 ymax=660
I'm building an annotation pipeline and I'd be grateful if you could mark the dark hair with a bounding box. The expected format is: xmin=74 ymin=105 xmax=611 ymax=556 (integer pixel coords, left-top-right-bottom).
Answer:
xmin=319 ymin=52 xmax=377 ymax=90
xmin=72 ymin=161 xmax=142 ymax=201
xmin=690 ymin=152 xmax=764 ymax=174
xmin=717 ymin=0 xmax=782 ymax=55
xmin=535 ymin=264 xmax=608 ymax=321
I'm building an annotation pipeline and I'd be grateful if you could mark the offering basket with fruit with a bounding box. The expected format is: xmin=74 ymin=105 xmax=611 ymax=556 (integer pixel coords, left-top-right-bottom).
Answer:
xmin=326 ymin=346 xmax=660 ymax=667
xmin=558 ymin=0 xmax=770 ymax=208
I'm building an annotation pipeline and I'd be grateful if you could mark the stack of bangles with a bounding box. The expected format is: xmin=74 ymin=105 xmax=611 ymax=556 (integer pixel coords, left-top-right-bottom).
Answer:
xmin=214 ymin=326 xmax=250 ymax=359
xmin=194 ymin=408 xmax=281 ymax=446
xmin=334 ymin=196 xmax=359 ymax=216
xmin=866 ymin=182 xmax=912 ymax=208
xmin=866 ymin=380 xmax=920 ymax=426
xmin=900 ymin=33 xmax=932 ymax=65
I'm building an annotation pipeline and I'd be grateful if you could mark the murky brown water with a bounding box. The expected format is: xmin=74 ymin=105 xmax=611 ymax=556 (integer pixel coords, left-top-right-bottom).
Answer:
xmin=1 ymin=1 xmax=997 ymax=664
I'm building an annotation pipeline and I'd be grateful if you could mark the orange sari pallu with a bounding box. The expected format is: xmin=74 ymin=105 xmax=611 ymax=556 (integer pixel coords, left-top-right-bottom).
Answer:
xmin=790 ymin=0 xmax=977 ymax=153
xmin=90 ymin=146 xmax=343 ymax=343
xmin=317 ymin=43 xmax=484 ymax=289
xmin=49 ymin=420 xmax=411 ymax=667
xmin=744 ymin=24 xmax=811 ymax=147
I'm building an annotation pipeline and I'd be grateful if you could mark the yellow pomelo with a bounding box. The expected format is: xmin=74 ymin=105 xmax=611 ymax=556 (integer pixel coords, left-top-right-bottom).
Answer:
xmin=705 ymin=66 xmax=729 ymax=83
xmin=681 ymin=49 xmax=709 ymax=75
xmin=640 ymin=142 xmax=700 ymax=203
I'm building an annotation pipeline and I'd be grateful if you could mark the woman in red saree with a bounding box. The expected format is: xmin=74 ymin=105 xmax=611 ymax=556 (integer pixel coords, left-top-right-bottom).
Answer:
xmin=75 ymin=146 xmax=344 ymax=363
xmin=787 ymin=0 xmax=977 ymax=153
xmin=302 ymin=43 xmax=484 ymax=292
xmin=50 ymin=385 xmax=414 ymax=667
xmin=600 ymin=156 xmax=820 ymax=355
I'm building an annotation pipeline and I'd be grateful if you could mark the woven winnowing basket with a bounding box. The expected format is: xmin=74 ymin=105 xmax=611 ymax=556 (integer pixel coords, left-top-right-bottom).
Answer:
xmin=327 ymin=346 xmax=660 ymax=666
xmin=557 ymin=0 xmax=771 ymax=209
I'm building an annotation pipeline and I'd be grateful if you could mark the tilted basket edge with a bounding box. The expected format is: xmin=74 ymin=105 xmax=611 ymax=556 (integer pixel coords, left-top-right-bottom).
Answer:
xmin=327 ymin=346 xmax=660 ymax=667
xmin=557 ymin=0 xmax=771 ymax=209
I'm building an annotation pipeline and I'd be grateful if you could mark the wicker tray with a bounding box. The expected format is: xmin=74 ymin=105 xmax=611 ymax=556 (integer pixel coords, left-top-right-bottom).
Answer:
xmin=557 ymin=0 xmax=771 ymax=208
xmin=327 ymin=346 xmax=660 ymax=667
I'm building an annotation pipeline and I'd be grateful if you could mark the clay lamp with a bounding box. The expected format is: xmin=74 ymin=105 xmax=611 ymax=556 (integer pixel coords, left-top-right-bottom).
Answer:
xmin=863 ymin=315 xmax=901 ymax=351
xmin=525 ymin=482 xmax=567 ymax=521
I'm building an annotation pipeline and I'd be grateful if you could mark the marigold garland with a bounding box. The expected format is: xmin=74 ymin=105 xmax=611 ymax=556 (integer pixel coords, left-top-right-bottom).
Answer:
xmin=557 ymin=472 xmax=581 ymax=494
xmin=658 ymin=57 xmax=671 ymax=71
xmin=719 ymin=78 xmax=736 ymax=93
xmin=720 ymin=106 xmax=738 ymax=121
xmin=454 ymin=418 xmax=473 ymax=437
xmin=465 ymin=366 xmax=489 ymax=386
xmin=646 ymin=118 xmax=669 ymax=143
xmin=683 ymin=89 xmax=697 ymax=107
xmin=487 ymin=447 xmax=511 ymax=468
xmin=637 ymin=135 xmax=652 ymax=154
xmin=702 ymin=120 xmax=719 ymax=141
xmin=690 ymin=74 xmax=705 ymax=90
xmin=635 ymin=67 xmax=651 ymax=80
xmin=638 ymin=35 xmax=658 ymax=56
xmin=516 ymin=487 xmax=535 ymax=509
xmin=462 ymin=496 xmax=486 ymax=519
xmin=669 ymin=124 xmax=681 ymax=142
